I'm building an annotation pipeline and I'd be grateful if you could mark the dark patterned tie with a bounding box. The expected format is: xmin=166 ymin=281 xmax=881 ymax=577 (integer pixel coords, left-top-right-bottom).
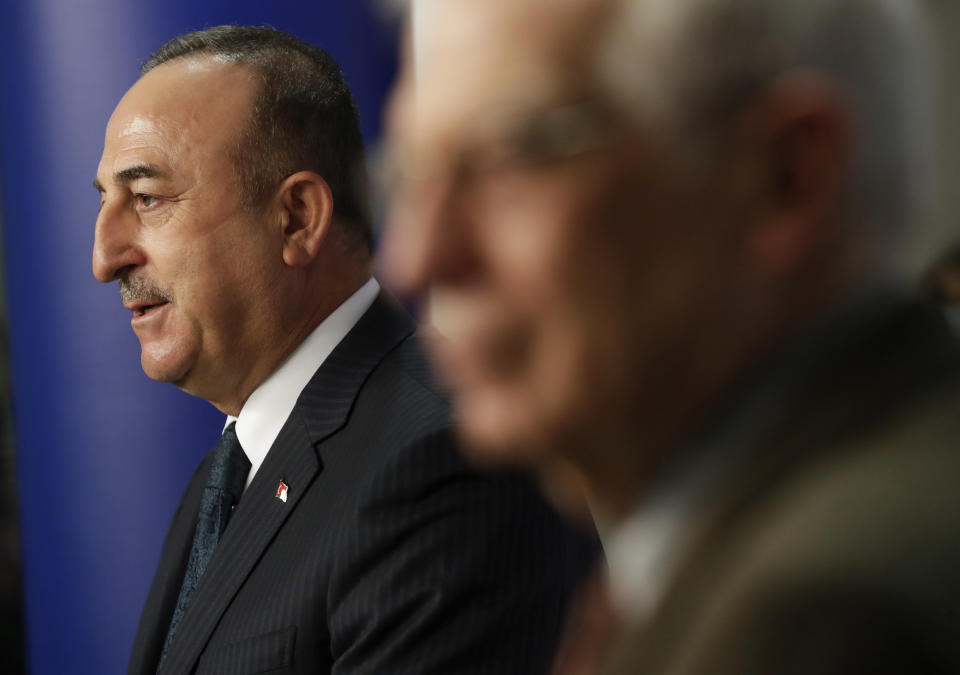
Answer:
xmin=159 ymin=422 xmax=250 ymax=665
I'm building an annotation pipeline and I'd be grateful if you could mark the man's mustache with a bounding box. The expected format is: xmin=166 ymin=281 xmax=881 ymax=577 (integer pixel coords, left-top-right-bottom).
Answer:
xmin=119 ymin=276 xmax=171 ymax=306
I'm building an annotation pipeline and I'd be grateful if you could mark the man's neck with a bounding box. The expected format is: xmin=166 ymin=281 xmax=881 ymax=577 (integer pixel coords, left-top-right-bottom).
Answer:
xmin=203 ymin=266 xmax=374 ymax=416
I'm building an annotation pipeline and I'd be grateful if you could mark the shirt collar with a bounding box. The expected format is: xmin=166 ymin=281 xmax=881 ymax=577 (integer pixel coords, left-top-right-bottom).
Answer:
xmin=225 ymin=277 xmax=380 ymax=489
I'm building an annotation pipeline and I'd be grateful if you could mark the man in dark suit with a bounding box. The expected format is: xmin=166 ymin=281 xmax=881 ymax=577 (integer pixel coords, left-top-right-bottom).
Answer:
xmin=92 ymin=25 xmax=598 ymax=674
xmin=384 ymin=0 xmax=960 ymax=672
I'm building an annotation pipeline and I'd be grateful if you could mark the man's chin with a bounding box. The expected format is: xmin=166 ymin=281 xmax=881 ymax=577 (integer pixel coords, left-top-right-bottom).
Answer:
xmin=453 ymin=391 xmax=595 ymax=527
xmin=139 ymin=351 xmax=192 ymax=386
xmin=452 ymin=388 xmax=555 ymax=467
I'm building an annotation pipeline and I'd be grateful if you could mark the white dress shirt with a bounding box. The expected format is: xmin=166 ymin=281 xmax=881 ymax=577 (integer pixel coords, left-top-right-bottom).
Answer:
xmin=225 ymin=277 xmax=380 ymax=489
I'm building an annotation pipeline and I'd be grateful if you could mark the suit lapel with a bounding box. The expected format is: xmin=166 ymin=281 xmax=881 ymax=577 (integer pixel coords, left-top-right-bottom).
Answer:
xmin=157 ymin=293 xmax=416 ymax=673
xmin=295 ymin=291 xmax=417 ymax=448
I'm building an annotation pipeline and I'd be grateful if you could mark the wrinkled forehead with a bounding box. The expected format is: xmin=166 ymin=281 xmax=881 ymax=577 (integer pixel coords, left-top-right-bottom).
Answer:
xmin=401 ymin=0 xmax=610 ymax=147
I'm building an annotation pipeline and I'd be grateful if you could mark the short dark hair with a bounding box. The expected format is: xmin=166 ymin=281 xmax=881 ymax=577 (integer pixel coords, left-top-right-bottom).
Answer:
xmin=143 ymin=25 xmax=373 ymax=254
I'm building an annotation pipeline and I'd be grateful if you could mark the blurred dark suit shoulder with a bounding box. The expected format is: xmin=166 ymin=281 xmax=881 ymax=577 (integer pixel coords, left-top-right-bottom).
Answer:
xmin=605 ymin=299 xmax=960 ymax=675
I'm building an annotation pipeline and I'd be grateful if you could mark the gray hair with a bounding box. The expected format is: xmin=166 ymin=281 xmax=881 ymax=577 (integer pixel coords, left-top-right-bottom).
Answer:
xmin=597 ymin=0 xmax=933 ymax=253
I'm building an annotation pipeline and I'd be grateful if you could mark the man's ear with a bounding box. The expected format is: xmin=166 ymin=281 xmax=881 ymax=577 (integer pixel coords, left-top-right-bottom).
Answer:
xmin=275 ymin=171 xmax=334 ymax=267
xmin=738 ymin=70 xmax=852 ymax=276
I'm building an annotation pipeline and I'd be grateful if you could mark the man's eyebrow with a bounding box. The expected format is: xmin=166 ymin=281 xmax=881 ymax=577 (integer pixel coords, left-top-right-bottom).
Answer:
xmin=93 ymin=163 xmax=166 ymax=194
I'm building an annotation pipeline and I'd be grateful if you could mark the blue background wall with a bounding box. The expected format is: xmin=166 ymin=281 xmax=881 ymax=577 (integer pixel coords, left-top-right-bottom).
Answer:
xmin=0 ymin=2 xmax=397 ymax=672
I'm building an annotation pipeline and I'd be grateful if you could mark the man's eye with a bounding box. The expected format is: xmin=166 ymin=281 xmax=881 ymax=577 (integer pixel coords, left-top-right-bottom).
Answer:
xmin=135 ymin=193 xmax=160 ymax=209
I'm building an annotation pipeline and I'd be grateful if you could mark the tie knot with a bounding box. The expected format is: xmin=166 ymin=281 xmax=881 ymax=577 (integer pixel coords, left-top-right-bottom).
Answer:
xmin=207 ymin=422 xmax=251 ymax=504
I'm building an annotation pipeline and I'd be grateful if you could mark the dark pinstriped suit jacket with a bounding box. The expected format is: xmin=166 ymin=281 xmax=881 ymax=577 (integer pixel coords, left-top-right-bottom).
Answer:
xmin=129 ymin=293 xmax=599 ymax=674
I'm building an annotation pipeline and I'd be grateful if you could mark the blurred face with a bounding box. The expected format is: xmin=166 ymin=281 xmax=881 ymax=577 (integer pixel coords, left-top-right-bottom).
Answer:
xmin=384 ymin=0 xmax=744 ymax=467
xmin=93 ymin=57 xmax=286 ymax=410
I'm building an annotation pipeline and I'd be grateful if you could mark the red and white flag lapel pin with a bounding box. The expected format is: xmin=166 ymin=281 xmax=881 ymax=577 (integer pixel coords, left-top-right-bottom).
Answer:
xmin=275 ymin=480 xmax=289 ymax=503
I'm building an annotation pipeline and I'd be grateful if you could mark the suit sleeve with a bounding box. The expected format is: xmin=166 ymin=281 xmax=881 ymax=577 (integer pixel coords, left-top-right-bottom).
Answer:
xmin=326 ymin=427 xmax=600 ymax=674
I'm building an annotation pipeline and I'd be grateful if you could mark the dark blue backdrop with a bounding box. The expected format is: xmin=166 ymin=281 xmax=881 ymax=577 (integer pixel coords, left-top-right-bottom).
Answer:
xmin=0 ymin=2 xmax=397 ymax=672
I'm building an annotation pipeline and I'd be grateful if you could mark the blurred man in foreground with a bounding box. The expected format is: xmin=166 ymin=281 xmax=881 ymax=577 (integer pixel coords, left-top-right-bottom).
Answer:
xmin=385 ymin=0 xmax=960 ymax=672
xmin=93 ymin=25 xmax=597 ymax=674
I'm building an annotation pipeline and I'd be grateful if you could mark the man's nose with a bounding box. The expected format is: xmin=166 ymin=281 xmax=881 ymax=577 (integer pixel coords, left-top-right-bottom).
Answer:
xmin=92 ymin=201 xmax=144 ymax=283
xmin=382 ymin=173 xmax=479 ymax=298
